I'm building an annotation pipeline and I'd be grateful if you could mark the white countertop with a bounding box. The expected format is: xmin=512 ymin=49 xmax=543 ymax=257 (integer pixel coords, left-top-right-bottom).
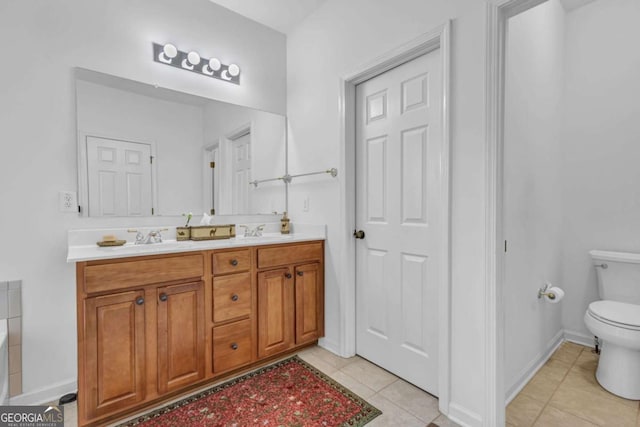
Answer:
xmin=67 ymin=224 xmax=326 ymax=263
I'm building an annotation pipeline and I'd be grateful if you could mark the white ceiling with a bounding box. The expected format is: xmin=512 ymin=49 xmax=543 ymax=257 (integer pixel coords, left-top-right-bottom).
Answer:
xmin=208 ymin=0 xmax=327 ymax=35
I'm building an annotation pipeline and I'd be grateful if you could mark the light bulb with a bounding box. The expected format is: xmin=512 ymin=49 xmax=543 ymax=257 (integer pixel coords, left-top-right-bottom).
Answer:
xmin=187 ymin=51 xmax=201 ymax=65
xmin=182 ymin=51 xmax=200 ymax=70
xmin=158 ymin=43 xmax=178 ymax=64
xmin=163 ymin=43 xmax=177 ymax=59
xmin=228 ymin=63 xmax=240 ymax=77
xmin=209 ymin=58 xmax=221 ymax=71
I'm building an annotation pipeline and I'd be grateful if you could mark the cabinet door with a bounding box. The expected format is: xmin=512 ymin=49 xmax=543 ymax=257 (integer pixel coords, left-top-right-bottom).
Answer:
xmin=157 ymin=281 xmax=205 ymax=394
xmin=258 ymin=268 xmax=294 ymax=358
xmin=84 ymin=291 xmax=146 ymax=419
xmin=294 ymin=263 xmax=324 ymax=344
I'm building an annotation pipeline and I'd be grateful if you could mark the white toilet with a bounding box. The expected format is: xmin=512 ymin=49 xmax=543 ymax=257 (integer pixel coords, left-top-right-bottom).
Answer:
xmin=584 ymin=250 xmax=640 ymax=400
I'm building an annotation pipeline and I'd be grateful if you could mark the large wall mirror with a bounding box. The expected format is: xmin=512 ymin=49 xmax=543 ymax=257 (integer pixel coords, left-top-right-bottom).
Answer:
xmin=75 ymin=68 xmax=286 ymax=217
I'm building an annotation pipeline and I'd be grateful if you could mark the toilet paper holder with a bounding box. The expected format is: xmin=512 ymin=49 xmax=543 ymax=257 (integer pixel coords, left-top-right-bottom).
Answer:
xmin=538 ymin=283 xmax=557 ymax=300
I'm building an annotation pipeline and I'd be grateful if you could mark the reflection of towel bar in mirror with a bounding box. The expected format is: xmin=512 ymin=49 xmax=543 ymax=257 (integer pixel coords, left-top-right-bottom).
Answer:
xmin=249 ymin=168 xmax=338 ymax=188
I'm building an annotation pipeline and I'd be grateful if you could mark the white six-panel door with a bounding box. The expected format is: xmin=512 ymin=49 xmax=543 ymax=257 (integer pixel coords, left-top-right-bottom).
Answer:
xmin=355 ymin=50 xmax=442 ymax=395
xmin=231 ymin=132 xmax=251 ymax=214
xmin=86 ymin=136 xmax=152 ymax=217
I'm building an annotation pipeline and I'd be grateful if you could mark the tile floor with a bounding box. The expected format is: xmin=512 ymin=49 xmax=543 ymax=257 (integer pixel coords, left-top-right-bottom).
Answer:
xmin=507 ymin=341 xmax=640 ymax=426
xmin=55 ymin=345 xmax=458 ymax=427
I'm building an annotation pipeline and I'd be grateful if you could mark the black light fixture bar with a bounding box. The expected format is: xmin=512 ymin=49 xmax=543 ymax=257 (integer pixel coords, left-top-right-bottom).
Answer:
xmin=152 ymin=43 xmax=240 ymax=85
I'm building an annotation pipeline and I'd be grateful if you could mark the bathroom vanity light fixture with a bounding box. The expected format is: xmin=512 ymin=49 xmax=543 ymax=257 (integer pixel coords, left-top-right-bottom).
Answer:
xmin=152 ymin=42 xmax=240 ymax=85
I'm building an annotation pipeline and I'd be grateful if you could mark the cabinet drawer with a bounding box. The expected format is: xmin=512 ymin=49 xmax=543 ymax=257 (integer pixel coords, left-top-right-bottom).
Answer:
xmin=257 ymin=242 xmax=323 ymax=269
xmin=212 ymin=249 xmax=251 ymax=275
xmin=213 ymin=273 xmax=252 ymax=323
xmin=84 ymin=254 xmax=204 ymax=294
xmin=213 ymin=319 xmax=252 ymax=373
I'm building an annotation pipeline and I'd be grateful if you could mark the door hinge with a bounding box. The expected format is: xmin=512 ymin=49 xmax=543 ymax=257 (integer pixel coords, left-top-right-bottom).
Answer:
xmin=210 ymin=208 xmax=215 ymax=215
xmin=151 ymin=207 xmax=155 ymax=215
xmin=78 ymin=205 xmax=81 ymax=213
xmin=504 ymin=240 xmax=508 ymax=253
xmin=210 ymin=161 xmax=215 ymax=168
xmin=150 ymin=156 xmax=154 ymax=164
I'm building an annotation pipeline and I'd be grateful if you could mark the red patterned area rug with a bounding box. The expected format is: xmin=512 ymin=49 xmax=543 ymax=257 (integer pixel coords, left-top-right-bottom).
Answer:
xmin=117 ymin=356 xmax=381 ymax=427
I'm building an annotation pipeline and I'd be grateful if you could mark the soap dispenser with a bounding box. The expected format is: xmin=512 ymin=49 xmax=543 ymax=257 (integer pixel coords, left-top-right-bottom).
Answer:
xmin=280 ymin=212 xmax=290 ymax=234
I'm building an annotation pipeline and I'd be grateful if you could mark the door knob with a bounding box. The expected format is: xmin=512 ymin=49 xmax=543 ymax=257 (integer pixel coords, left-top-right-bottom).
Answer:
xmin=285 ymin=272 xmax=292 ymax=279
xmin=297 ymin=271 xmax=304 ymax=277
xmin=230 ymin=259 xmax=238 ymax=266
xmin=135 ymin=297 xmax=144 ymax=305
xmin=353 ymin=230 xmax=365 ymax=239
xmin=159 ymin=293 xmax=168 ymax=302
xmin=231 ymin=294 xmax=239 ymax=301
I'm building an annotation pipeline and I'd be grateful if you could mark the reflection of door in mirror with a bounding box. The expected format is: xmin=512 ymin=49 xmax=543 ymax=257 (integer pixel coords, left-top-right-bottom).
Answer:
xmin=231 ymin=131 xmax=251 ymax=214
xmin=86 ymin=136 xmax=152 ymax=217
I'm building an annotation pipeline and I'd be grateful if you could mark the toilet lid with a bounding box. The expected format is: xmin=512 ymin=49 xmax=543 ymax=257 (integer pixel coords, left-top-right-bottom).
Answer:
xmin=588 ymin=300 xmax=640 ymax=329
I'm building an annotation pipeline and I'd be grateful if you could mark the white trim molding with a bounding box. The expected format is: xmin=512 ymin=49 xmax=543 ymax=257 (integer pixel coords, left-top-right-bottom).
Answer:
xmin=484 ymin=0 xmax=548 ymax=425
xmin=339 ymin=21 xmax=452 ymax=416
xmin=10 ymin=379 xmax=77 ymax=406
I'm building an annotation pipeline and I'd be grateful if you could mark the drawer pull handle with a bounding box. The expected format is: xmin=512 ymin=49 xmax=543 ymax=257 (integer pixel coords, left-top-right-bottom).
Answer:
xmin=136 ymin=297 xmax=144 ymax=305
xmin=159 ymin=293 xmax=168 ymax=302
xmin=231 ymin=343 xmax=238 ymax=350
xmin=230 ymin=259 xmax=238 ymax=266
xmin=297 ymin=271 xmax=304 ymax=277
xmin=231 ymin=294 xmax=239 ymax=302
xmin=285 ymin=272 xmax=292 ymax=279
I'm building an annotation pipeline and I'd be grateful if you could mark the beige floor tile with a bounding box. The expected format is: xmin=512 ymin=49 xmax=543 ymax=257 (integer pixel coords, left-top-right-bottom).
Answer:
xmin=574 ymin=349 xmax=599 ymax=373
xmin=377 ymin=379 xmax=439 ymax=423
xmin=506 ymin=394 xmax=545 ymax=427
xmin=532 ymin=405 xmax=598 ymax=427
xmin=432 ymin=414 xmax=462 ymax=427
xmin=519 ymin=370 xmax=563 ymax=404
xmin=312 ymin=346 xmax=359 ymax=369
xmin=538 ymin=358 xmax=573 ymax=382
xmin=341 ymin=358 xmax=398 ymax=392
xmin=328 ymin=370 xmax=377 ymax=399
xmin=365 ymin=394 xmax=425 ymax=427
xmin=549 ymin=342 xmax=584 ymax=365
xmin=297 ymin=352 xmax=339 ymax=376
xmin=549 ymin=381 xmax=637 ymax=426
xmin=562 ymin=365 xmax=638 ymax=408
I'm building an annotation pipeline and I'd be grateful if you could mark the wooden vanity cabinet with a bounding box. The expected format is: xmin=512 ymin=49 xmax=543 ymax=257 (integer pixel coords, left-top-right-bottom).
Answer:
xmin=210 ymin=248 xmax=256 ymax=375
xmin=76 ymin=241 xmax=323 ymax=427
xmin=257 ymin=242 xmax=324 ymax=358
xmin=77 ymin=253 xmax=205 ymax=426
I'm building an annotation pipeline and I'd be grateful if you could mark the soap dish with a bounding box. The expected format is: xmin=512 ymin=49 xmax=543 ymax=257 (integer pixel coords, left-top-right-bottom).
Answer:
xmin=96 ymin=240 xmax=126 ymax=247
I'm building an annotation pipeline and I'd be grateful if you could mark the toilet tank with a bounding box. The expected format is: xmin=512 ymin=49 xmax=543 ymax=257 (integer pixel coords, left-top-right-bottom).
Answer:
xmin=590 ymin=250 xmax=640 ymax=304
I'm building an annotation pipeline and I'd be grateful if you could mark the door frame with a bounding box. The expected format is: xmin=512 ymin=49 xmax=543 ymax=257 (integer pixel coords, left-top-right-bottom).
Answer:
xmin=338 ymin=21 xmax=451 ymax=414
xmin=484 ymin=1 xmax=548 ymax=426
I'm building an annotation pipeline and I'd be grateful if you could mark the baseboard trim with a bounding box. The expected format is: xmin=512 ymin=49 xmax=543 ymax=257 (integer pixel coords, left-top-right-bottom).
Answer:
xmin=9 ymin=379 xmax=77 ymax=406
xmin=564 ymin=329 xmax=594 ymax=348
xmin=505 ymin=329 xmax=564 ymax=404
xmin=447 ymin=402 xmax=482 ymax=427
xmin=318 ymin=337 xmax=341 ymax=356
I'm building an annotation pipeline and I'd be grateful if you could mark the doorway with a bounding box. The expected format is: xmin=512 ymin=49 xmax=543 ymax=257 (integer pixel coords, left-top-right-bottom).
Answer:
xmin=340 ymin=23 xmax=451 ymax=413
xmin=354 ymin=50 xmax=443 ymax=395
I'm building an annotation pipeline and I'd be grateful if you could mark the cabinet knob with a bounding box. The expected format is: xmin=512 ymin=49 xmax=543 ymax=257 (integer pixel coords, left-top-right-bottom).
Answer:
xmin=230 ymin=259 xmax=238 ymax=266
xmin=297 ymin=271 xmax=304 ymax=277
xmin=135 ymin=297 xmax=144 ymax=305
xmin=159 ymin=293 xmax=168 ymax=302
xmin=285 ymin=272 xmax=292 ymax=279
xmin=231 ymin=294 xmax=239 ymax=302
xmin=231 ymin=343 xmax=238 ymax=350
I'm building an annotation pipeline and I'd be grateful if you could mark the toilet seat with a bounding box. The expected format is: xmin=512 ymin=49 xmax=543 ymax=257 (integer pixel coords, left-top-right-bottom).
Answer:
xmin=587 ymin=300 xmax=640 ymax=331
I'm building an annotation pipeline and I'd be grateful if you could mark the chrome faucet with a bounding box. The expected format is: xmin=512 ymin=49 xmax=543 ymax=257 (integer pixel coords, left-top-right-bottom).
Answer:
xmin=238 ymin=224 xmax=265 ymax=237
xmin=127 ymin=228 xmax=167 ymax=244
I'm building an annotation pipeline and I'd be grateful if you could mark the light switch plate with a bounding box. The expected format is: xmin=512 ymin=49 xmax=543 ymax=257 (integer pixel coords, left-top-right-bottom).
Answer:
xmin=59 ymin=191 xmax=78 ymax=213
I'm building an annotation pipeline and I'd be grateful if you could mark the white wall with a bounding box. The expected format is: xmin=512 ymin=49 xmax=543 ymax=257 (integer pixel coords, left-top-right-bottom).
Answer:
xmin=286 ymin=0 xmax=488 ymax=423
xmin=561 ymin=0 xmax=640 ymax=339
xmin=76 ymin=80 xmax=206 ymax=216
xmin=0 ymin=0 xmax=285 ymax=401
xmin=503 ymin=0 xmax=566 ymax=398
